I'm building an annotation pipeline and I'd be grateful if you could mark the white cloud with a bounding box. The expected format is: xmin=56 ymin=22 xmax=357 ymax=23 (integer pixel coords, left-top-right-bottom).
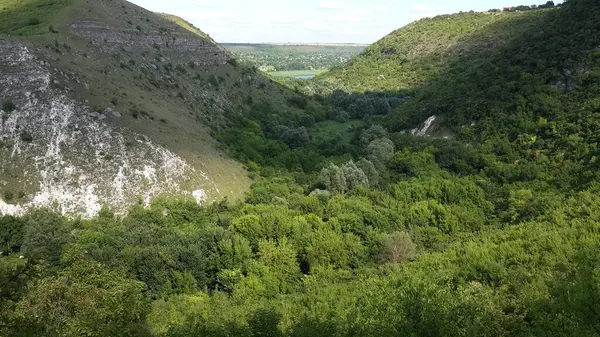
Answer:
xmin=319 ymin=1 xmax=346 ymax=9
xmin=373 ymin=5 xmax=388 ymax=12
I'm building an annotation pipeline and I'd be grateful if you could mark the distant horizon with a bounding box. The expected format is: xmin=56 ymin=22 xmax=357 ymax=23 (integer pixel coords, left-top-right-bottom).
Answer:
xmin=220 ymin=42 xmax=369 ymax=45
xmin=130 ymin=0 xmax=564 ymax=44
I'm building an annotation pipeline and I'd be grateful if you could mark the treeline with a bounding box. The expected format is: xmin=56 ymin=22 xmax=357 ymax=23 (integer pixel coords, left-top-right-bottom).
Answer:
xmin=2 ymin=0 xmax=600 ymax=335
xmin=491 ymin=0 xmax=559 ymax=12
xmin=3 ymin=125 xmax=600 ymax=335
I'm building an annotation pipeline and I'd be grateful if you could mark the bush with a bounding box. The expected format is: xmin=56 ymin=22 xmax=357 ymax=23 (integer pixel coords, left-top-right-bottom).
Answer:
xmin=26 ymin=18 xmax=41 ymax=26
xmin=175 ymin=64 xmax=187 ymax=74
xmin=2 ymin=100 xmax=16 ymax=113
xmin=19 ymin=131 xmax=33 ymax=143
xmin=379 ymin=231 xmax=416 ymax=263
xmin=287 ymin=96 xmax=308 ymax=109
xmin=227 ymin=58 xmax=239 ymax=67
xmin=4 ymin=190 xmax=14 ymax=201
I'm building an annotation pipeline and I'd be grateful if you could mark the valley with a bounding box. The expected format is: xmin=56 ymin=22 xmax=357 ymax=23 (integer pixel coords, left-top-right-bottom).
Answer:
xmin=2 ymin=0 xmax=600 ymax=336
xmin=223 ymin=43 xmax=365 ymax=79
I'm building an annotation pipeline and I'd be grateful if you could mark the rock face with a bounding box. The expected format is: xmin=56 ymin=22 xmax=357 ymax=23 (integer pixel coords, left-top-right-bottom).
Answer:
xmin=411 ymin=115 xmax=437 ymax=136
xmin=0 ymin=42 xmax=207 ymax=217
xmin=69 ymin=22 xmax=226 ymax=67
xmin=0 ymin=0 xmax=269 ymax=217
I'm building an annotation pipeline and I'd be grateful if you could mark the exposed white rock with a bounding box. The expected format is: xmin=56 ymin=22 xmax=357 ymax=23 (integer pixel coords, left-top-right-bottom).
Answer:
xmin=0 ymin=42 xmax=212 ymax=218
xmin=0 ymin=198 xmax=24 ymax=216
xmin=411 ymin=115 xmax=436 ymax=136
xmin=192 ymin=189 xmax=207 ymax=204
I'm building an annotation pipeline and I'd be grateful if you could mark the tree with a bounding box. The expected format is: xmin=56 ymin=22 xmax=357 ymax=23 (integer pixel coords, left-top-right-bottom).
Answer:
xmin=0 ymin=215 xmax=25 ymax=253
xmin=342 ymin=160 xmax=369 ymax=190
xmin=257 ymin=238 xmax=300 ymax=293
xmin=378 ymin=231 xmax=416 ymax=263
xmin=15 ymin=261 xmax=149 ymax=337
xmin=357 ymin=158 xmax=379 ymax=187
xmin=21 ymin=209 xmax=70 ymax=266
xmin=359 ymin=125 xmax=388 ymax=149
xmin=366 ymin=138 xmax=395 ymax=165
xmin=320 ymin=163 xmax=347 ymax=194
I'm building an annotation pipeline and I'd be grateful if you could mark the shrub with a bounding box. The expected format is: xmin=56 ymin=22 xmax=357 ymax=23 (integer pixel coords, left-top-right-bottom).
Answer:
xmin=286 ymin=96 xmax=308 ymax=109
xmin=227 ymin=58 xmax=239 ymax=67
xmin=19 ymin=131 xmax=33 ymax=143
xmin=208 ymin=74 xmax=219 ymax=87
xmin=2 ymin=100 xmax=16 ymax=112
xmin=4 ymin=190 xmax=14 ymax=201
xmin=26 ymin=18 xmax=41 ymax=26
xmin=379 ymin=231 xmax=416 ymax=263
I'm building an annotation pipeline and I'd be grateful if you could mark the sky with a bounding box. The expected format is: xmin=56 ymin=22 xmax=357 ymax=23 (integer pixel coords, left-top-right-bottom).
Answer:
xmin=128 ymin=0 xmax=562 ymax=44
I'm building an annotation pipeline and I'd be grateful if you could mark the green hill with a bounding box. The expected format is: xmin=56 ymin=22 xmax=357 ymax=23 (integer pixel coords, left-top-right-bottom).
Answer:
xmin=0 ymin=0 xmax=314 ymax=215
xmin=321 ymin=1 xmax=600 ymax=132
xmin=3 ymin=0 xmax=600 ymax=336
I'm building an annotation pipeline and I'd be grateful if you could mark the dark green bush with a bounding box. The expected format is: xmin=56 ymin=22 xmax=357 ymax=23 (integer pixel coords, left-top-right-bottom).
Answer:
xmin=2 ymin=100 xmax=16 ymax=112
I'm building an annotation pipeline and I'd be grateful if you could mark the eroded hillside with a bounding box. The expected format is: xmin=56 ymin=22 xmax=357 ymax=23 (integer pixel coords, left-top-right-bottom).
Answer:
xmin=0 ymin=0 xmax=306 ymax=216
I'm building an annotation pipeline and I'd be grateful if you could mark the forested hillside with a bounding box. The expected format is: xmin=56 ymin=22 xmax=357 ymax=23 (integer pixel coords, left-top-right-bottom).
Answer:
xmin=2 ymin=0 xmax=600 ymax=336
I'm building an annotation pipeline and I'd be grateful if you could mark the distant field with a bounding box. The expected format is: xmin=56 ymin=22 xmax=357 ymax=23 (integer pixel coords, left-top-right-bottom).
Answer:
xmin=267 ymin=69 xmax=326 ymax=78
xmin=223 ymin=43 xmax=365 ymax=73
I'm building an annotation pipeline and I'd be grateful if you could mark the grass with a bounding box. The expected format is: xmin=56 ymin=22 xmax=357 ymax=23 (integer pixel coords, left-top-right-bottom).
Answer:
xmin=0 ymin=0 xmax=316 ymax=203
xmin=0 ymin=0 xmax=73 ymax=35
xmin=268 ymin=69 xmax=326 ymax=78
xmin=159 ymin=13 xmax=213 ymax=42
xmin=312 ymin=120 xmax=364 ymax=143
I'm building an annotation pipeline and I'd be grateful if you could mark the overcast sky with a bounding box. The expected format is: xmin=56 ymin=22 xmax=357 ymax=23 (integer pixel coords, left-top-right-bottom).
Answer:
xmin=129 ymin=0 xmax=562 ymax=44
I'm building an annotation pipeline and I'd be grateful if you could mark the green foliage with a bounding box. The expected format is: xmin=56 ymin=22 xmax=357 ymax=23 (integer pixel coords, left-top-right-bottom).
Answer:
xmin=2 ymin=1 xmax=600 ymax=336
xmin=0 ymin=215 xmax=25 ymax=253
xmin=378 ymin=231 xmax=416 ymax=263
xmin=2 ymin=99 xmax=16 ymax=112
xmin=0 ymin=0 xmax=72 ymax=36
xmin=16 ymin=261 xmax=149 ymax=337
xmin=21 ymin=209 xmax=70 ymax=265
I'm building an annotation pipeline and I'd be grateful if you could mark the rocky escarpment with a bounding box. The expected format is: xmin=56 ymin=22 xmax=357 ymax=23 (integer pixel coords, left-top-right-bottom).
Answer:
xmin=69 ymin=21 xmax=226 ymax=66
xmin=0 ymin=0 xmax=302 ymax=217
xmin=0 ymin=41 xmax=210 ymax=217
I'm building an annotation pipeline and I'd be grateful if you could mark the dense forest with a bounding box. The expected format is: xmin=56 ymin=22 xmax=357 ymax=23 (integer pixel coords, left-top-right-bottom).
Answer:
xmin=2 ymin=0 xmax=600 ymax=336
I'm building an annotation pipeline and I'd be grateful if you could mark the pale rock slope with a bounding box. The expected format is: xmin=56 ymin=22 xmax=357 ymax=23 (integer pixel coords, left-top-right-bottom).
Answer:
xmin=0 ymin=0 xmax=289 ymax=216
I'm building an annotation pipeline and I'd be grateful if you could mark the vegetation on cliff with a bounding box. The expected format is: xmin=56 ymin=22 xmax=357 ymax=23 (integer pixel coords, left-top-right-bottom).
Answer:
xmin=2 ymin=0 xmax=600 ymax=336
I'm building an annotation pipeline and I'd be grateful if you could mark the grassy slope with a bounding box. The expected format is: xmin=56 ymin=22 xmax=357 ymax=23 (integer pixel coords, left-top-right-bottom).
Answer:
xmin=0 ymin=0 xmax=73 ymax=35
xmin=0 ymin=0 xmax=316 ymax=201
xmin=159 ymin=13 xmax=214 ymax=42
xmin=321 ymin=11 xmax=539 ymax=93
xmin=321 ymin=2 xmax=600 ymax=131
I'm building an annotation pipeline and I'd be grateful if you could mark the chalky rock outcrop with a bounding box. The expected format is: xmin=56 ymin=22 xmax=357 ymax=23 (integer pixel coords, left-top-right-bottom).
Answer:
xmin=0 ymin=0 xmax=252 ymax=217
xmin=0 ymin=42 xmax=207 ymax=217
